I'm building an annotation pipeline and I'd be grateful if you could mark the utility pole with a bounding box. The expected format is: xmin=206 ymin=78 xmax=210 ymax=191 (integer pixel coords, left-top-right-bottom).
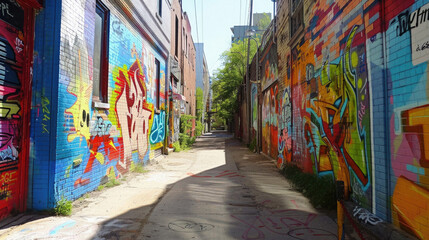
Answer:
xmin=246 ymin=0 xmax=253 ymax=145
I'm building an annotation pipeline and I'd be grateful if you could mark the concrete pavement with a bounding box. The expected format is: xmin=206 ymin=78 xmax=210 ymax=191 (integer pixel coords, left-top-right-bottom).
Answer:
xmin=0 ymin=131 xmax=339 ymax=239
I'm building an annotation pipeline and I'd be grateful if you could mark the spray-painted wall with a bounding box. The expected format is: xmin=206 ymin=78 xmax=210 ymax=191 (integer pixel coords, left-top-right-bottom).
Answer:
xmin=276 ymin=0 xmax=382 ymax=213
xmin=274 ymin=0 xmax=429 ymax=237
xmin=48 ymin=0 xmax=167 ymax=202
xmin=385 ymin=0 xmax=429 ymax=238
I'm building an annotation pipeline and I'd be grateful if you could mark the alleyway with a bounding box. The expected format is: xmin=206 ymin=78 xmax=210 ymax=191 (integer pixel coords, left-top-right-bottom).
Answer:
xmin=0 ymin=132 xmax=338 ymax=239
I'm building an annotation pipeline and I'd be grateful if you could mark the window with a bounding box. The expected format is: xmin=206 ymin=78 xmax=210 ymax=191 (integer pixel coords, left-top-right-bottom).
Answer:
xmin=157 ymin=0 xmax=162 ymax=17
xmin=290 ymin=0 xmax=303 ymax=40
xmin=155 ymin=59 xmax=161 ymax=109
xmin=175 ymin=16 xmax=179 ymax=57
xmin=93 ymin=0 xmax=109 ymax=103
xmin=185 ymin=34 xmax=188 ymax=57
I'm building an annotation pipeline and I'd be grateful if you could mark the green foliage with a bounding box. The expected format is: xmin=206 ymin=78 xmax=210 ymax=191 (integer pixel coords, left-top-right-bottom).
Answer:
xmin=173 ymin=141 xmax=182 ymax=152
xmin=281 ymin=164 xmax=336 ymax=209
xmin=105 ymin=178 xmax=121 ymax=188
xmin=180 ymin=114 xmax=195 ymax=134
xmin=248 ymin=138 xmax=256 ymax=152
xmin=54 ymin=197 xmax=72 ymax=216
xmin=212 ymin=38 xmax=261 ymax=124
xmin=196 ymin=87 xmax=204 ymax=121
xmin=256 ymin=13 xmax=271 ymax=31
xmin=195 ymin=120 xmax=203 ymax=136
xmin=131 ymin=164 xmax=148 ymax=173
xmin=97 ymin=185 xmax=105 ymax=191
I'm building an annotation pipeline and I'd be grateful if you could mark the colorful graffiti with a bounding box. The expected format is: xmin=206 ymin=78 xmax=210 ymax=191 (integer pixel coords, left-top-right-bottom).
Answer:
xmin=386 ymin=1 xmax=429 ymax=238
xmin=277 ymin=0 xmax=375 ymax=207
xmin=56 ymin=7 xmax=167 ymax=198
xmin=0 ymin=0 xmax=28 ymax=218
xmin=277 ymin=88 xmax=292 ymax=169
xmin=262 ymin=84 xmax=278 ymax=159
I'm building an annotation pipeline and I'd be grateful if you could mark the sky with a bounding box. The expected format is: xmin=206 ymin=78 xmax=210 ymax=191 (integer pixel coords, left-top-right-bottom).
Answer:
xmin=182 ymin=0 xmax=274 ymax=75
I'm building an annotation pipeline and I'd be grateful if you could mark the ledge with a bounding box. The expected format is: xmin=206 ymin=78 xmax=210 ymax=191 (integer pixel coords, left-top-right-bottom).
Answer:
xmin=93 ymin=101 xmax=110 ymax=109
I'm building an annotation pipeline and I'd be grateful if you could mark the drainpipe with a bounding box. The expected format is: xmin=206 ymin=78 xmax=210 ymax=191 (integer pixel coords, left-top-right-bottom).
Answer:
xmin=380 ymin=0 xmax=391 ymax=220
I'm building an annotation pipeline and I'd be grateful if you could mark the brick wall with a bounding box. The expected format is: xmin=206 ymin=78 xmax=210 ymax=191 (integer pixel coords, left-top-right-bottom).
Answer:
xmin=30 ymin=0 xmax=169 ymax=206
xmin=276 ymin=0 xmax=382 ymax=215
xmin=384 ymin=0 xmax=429 ymax=238
xmin=273 ymin=0 xmax=429 ymax=238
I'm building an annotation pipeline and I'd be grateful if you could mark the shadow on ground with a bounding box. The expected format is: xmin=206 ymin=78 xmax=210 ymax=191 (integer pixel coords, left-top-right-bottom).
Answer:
xmin=93 ymin=131 xmax=339 ymax=240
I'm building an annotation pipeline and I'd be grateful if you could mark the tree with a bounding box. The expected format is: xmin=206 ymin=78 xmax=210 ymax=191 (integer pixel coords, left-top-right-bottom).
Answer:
xmin=196 ymin=87 xmax=204 ymax=121
xmin=257 ymin=13 xmax=271 ymax=31
xmin=212 ymin=38 xmax=260 ymax=127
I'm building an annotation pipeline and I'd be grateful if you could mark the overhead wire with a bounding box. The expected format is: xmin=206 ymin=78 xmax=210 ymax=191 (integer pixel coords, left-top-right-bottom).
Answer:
xmin=193 ymin=0 xmax=200 ymax=43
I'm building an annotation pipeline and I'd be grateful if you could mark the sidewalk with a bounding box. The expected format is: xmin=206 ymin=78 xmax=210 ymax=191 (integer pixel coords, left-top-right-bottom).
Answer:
xmin=0 ymin=131 xmax=341 ymax=239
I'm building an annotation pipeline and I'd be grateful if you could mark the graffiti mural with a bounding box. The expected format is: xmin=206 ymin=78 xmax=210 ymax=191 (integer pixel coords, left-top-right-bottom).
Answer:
xmin=280 ymin=0 xmax=375 ymax=208
xmin=262 ymin=84 xmax=278 ymax=159
xmin=386 ymin=1 xmax=429 ymax=238
xmin=0 ymin=0 xmax=30 ymax=218
xmin=56 ymin=5 xmax=167 ymax=199
xmin=277 ymin=88 xmax=292 ymax=169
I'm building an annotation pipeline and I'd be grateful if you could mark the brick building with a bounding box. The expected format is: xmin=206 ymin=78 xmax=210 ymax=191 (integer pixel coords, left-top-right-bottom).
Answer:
xmin=0 ymin=0 xmax=173 ymax=217
xmin=240 ymin=0 xmax=429 ymax=238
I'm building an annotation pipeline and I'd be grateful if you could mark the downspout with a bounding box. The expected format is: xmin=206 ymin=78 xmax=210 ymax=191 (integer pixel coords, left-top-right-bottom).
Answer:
xmin=380 ymin=0 xmax=392 ymax=221
xmin=49 ymin=0 xmax=62 ymax=207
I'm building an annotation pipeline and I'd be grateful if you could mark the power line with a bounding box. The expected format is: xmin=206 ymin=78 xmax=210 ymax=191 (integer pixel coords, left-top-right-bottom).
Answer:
xmin=194 ymin=0 xmax=199 ymax=43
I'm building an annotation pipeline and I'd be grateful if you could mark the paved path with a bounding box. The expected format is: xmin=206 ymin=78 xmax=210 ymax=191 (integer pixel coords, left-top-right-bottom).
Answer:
xmin=0 ymin=131 xmax=338 ymax=239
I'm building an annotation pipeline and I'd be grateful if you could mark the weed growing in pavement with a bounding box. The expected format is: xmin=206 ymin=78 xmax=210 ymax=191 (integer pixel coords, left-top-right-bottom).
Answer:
xmin=248 ymin=138 xmax=256 ymax=152
xmin=97 ymin=185 xmax=105 ymax=191
xmin=54 ymin=197 xmax=72 ymax=216
xmin=105 ymin=178 xmax=120 ymax=188
xmin=281 ymin=164 xmax=336 ymax=209
xmin=132 ymin=164 xmax=148 ymax=173
xmin=173 ymin=141 xmax=182 ymax=152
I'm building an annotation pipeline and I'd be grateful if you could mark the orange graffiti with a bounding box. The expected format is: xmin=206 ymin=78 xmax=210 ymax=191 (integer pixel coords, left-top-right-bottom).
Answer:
xmin=392 ymin=176 xmax=429 ymax=239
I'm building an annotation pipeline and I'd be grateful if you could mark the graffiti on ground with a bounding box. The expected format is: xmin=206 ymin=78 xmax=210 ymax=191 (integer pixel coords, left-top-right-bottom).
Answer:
xmin=231 ymin=209 xmax=336 ymax=240
xmin=168 ymin=220 xmax=214 ymax=232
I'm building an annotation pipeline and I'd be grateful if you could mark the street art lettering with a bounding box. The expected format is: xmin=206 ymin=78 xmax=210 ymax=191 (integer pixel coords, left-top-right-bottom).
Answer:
xmin=352 ymin=206 xmax=383 ymax=225
xmin=150 ymin=111 xmax=165 ymax=145
xmin=291 ymin=25 xmax=371 ymax=202
xmin=41 ymin=95 xmax=50 ymax=133
xmin=262 ymin=84 xmax=278 ymax=159
xmin=113 ymin=59 xmax=153 ymax=167
xmin=277 ymin=89 xmax=292 ymax=168
xmin=0 ymin=169 xmax=17 ymax=200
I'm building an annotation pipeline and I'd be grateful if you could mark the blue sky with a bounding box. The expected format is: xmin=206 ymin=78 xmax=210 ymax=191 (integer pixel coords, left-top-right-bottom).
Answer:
xmin=182 ymin=0 xmax=274 ymax=75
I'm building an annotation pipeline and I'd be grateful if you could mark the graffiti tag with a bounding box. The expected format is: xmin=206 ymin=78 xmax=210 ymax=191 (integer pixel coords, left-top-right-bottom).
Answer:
xmin=41 ymin=95 xmax=50 ymax=133
xmin=168 ymin=220 xmax=214 ymax=232
xmin=353 ymin=206 xmax=383 ymax=225
xmin=149 ymin=111 xmax=165 ymax=144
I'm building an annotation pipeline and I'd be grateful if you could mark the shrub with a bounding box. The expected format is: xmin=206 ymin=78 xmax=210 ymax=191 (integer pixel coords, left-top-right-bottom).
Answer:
xmin=248 ymin=138 xmax=256 ymax=152
xmin=195 ymin=120 xmax=203 ymax=136
xmin=281 ymin=164 xmax=336 ymax=209
xmin=132 ymin=163 xmax=148 ymax=173
xmin=54 ymin=198 xmax=72 ymax=216
xmin=173 ymin=141 xmax=182 ymax=152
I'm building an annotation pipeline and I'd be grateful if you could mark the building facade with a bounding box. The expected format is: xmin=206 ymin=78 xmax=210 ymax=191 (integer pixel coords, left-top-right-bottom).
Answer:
xmin=0 ymin=0 xmax=173 ymax=218
xmin=195 ymin=43 xmax=210 ymax=129
xmin=240 ymin=0 xmax=429 ymax=238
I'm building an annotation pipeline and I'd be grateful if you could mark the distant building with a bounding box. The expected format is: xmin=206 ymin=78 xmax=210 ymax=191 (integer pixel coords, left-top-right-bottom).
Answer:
xmin=231 ymin=13 xmax=271 ymax=43
xmin=195 ymin=43 xmax=210 ymax=131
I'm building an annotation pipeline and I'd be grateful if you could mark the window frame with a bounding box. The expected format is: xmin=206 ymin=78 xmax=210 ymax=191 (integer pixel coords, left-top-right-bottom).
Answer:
xmin=157 ymin=0 xmax=163 ymax=17
xmin=155 ymin=58 xmax=161 ymax=110
xmin=94 ymin=0 xmax=110 ymax=104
